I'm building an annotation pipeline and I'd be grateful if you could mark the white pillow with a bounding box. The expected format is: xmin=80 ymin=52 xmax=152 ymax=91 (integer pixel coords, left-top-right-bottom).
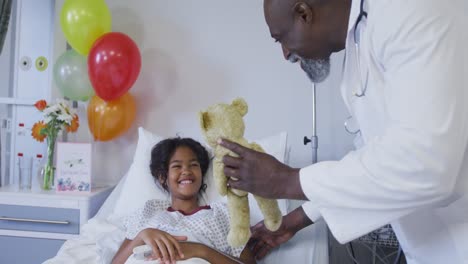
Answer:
xmin=109 ymin=127 xmax=289 ymax=226
xmin=109 ymin=128 xmax=167 ymax=222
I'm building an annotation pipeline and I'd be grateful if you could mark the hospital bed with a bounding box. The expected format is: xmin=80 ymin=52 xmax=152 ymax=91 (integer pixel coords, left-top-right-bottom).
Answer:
xmin=43 ymin=128 xmax=329 ymax=264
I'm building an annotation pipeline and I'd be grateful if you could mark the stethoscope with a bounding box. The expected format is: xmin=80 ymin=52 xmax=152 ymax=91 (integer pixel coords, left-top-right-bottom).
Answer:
xmin=344 ymin=0 xmax=368 ymax=135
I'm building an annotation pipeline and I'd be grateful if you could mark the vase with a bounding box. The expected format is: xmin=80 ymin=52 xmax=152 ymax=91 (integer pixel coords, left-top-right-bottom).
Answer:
xmin=41 ymin=136 xmax=57 ymax=190
xmin=38 ymin=164 xmax=56 ymax=190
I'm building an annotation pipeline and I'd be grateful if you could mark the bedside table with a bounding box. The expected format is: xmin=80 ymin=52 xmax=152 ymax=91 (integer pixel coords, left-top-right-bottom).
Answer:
xmin=0 ymin=186 xmax=113 ymax=264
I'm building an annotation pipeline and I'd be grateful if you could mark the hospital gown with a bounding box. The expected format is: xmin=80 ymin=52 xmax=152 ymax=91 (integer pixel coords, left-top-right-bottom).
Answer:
xmin=124 ymin=199 xmax=244 ymax=263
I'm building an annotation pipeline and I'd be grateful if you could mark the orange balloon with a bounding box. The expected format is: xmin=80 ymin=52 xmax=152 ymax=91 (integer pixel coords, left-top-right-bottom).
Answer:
xmin=87 ymin=93 xmax=136 ymax=141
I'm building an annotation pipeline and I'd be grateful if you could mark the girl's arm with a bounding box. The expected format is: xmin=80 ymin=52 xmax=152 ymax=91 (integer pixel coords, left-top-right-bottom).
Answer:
xmin=112 ymin=228 xmax=186 ymax=264
xmin=112 ymin=238 xmax=144 ymax=264
xmin=113 ymin=239 xmax=256 ymax=264
xmin=180 ymin=242 xmax=256 ymax=264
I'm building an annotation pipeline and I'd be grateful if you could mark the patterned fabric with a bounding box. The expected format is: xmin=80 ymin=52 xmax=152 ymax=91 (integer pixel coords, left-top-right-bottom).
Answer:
xmin=124 ymin=200 xmax=245 ymax=258
xmin=0 ymin=0 xmax=12 ymax=55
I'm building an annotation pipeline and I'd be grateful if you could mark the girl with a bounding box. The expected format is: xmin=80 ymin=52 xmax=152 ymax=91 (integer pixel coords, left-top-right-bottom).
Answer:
xmin=112 ymin=137 xmax=256 ymax=264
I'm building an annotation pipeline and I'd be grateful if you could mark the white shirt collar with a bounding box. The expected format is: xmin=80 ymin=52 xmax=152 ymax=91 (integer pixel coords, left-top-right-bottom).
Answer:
xmin=347 ymin=0 xmax=363 ymax=34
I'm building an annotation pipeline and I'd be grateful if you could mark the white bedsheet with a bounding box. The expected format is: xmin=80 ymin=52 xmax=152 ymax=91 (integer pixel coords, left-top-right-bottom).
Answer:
xmin=44 ymin=175 xmax=329 ymax=264
xmin=44 ymin=217 xmax=328 ymax=264
xmin=43 ymin=219 xmax=116 ymax=264
xmin=126 ymin=258 xmax=209 ymax=264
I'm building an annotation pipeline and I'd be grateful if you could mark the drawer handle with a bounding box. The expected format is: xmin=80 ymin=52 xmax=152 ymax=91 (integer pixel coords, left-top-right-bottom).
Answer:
xmin=0 ymin=216 xmax=70 ymax=225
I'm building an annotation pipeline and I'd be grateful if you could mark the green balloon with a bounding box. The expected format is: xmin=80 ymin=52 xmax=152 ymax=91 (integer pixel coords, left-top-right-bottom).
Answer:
xmin=53 ymin=49 xmax=95 ymax=101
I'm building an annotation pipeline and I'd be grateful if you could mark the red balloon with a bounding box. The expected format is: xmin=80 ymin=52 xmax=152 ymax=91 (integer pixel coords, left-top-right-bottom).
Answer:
xmin=88 ymin=32 xmax=141 ymax=101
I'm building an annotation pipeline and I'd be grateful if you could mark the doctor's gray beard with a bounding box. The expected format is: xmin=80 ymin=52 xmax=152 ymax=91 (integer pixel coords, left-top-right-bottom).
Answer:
xmin=289 ymin=53 xmax=330 ymax=83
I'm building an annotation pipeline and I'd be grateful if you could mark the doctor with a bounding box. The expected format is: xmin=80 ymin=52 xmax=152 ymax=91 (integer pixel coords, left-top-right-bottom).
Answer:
xmin=220 ymin=0 xmax=468 ymax=263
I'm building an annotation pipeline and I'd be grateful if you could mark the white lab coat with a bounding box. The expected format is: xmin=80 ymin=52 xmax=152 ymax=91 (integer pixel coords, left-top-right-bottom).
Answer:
xmin=300 ymin=0 xmax=468 ymax=263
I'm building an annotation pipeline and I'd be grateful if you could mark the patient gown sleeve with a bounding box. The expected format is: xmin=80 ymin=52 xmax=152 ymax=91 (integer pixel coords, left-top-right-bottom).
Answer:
xmin=124 ymin=199 xmax=172 ymax=240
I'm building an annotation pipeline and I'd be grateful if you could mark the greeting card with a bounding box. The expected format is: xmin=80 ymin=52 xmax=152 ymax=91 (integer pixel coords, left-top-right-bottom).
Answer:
xmin=55 ymin=142 xmax=91 ymax=192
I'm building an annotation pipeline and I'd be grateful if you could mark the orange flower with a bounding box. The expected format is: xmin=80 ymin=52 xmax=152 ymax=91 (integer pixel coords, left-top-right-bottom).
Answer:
xmin=31 ymin=121 xmax=47 ymax=142
xmin=34 ymin=100 xmax=47 ymax=111
xmin=66 ymin=114 xmax=79 ymax=133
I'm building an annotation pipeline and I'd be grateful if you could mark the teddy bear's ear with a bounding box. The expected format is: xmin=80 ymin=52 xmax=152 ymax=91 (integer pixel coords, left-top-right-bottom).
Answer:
xmin=199 ymin=111 xmax=211 ymax=132
xmin=231 ymin=98 xmax=248 ymax=116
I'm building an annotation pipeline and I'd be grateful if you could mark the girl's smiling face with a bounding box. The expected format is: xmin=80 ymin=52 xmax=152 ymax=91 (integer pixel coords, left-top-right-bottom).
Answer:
xmin=164 ymin=146 xmax=203 ymax=201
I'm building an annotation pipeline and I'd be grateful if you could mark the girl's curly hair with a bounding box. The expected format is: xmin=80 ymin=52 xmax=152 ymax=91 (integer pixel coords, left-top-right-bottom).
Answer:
xmin=149 ymin=137 xmax=210 ymax=193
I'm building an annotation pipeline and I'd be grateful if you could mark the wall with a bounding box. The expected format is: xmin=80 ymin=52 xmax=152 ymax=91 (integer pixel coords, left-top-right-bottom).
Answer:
xmin=55 ymin=0 xmax=355 ymax=185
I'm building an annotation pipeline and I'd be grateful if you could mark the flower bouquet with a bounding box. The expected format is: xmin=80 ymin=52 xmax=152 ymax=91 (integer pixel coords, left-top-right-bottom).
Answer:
xmin=31 ymin=99 xmax=79 ymax=190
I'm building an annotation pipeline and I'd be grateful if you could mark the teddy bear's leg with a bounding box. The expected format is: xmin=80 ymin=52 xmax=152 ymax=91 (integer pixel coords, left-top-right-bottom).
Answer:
xmin=246 ymin=142 xmax=283 ymax=231
xmin=253 ymin=195 xmax=283 ymax=232
xmin=227 ymin=191 xmax=251 ymax=247
xmin=213 ymin=158 xmax=228 ymax=196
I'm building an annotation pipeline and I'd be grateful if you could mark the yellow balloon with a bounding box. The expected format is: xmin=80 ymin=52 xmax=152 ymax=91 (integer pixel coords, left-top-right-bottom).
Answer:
xmin=60 ymin=0 xmax=112 ymax=55
xmin=87 ymin=93 xmax=136 ymax=141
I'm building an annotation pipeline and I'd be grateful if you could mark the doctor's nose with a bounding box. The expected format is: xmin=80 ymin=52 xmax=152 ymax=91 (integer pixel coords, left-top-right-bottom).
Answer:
xmin=282 ymin=45 xmax=292 ymax=60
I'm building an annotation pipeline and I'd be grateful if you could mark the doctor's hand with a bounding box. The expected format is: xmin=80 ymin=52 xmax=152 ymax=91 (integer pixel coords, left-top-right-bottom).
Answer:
xmin=219 ymin=138 xmax=307 ymax=200
xmin=136 ymin=228 xmax=187 ymax=264
xmin=248 ymin=206 xmax=314 ymax=260
xmin=247 ymin=220 xmax=295 ymax=260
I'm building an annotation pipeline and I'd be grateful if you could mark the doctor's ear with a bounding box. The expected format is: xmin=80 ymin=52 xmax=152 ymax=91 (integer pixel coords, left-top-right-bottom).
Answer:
xmin=293 ymin=2 xmax=314 ymax=24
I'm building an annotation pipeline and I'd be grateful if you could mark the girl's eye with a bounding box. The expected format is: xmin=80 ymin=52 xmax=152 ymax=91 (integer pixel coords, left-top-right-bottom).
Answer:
xmin=171 ymin=165 xmax=181 ymax=169
xmin=191 ymin=163 xmax=200 ymax=167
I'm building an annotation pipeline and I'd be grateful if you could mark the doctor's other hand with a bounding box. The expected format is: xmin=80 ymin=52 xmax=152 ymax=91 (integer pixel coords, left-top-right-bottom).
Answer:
xmin=248 ymin=220 xmax=295 ymax=260
xmin=135 ymin=228 xmax=187 ymax=264
xmin=248 ymin=206 xmax=314 ymax=260
xmin=219 ymin=138 xmax=307 ymax=200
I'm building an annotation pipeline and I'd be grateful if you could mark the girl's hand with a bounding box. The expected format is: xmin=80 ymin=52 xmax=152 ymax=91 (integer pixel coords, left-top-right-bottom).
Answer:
xmin=135 ymin=228 xmax=187 ymax=264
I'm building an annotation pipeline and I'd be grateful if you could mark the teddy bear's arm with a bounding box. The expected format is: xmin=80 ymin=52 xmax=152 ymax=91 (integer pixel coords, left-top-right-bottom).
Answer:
xmin=213 ymin=147 xmax=231 ymax=196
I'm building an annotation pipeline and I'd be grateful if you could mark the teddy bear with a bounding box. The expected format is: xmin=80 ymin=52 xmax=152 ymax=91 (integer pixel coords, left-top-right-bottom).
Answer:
xmin=199 ymin=97 xmax=283 ymax=247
